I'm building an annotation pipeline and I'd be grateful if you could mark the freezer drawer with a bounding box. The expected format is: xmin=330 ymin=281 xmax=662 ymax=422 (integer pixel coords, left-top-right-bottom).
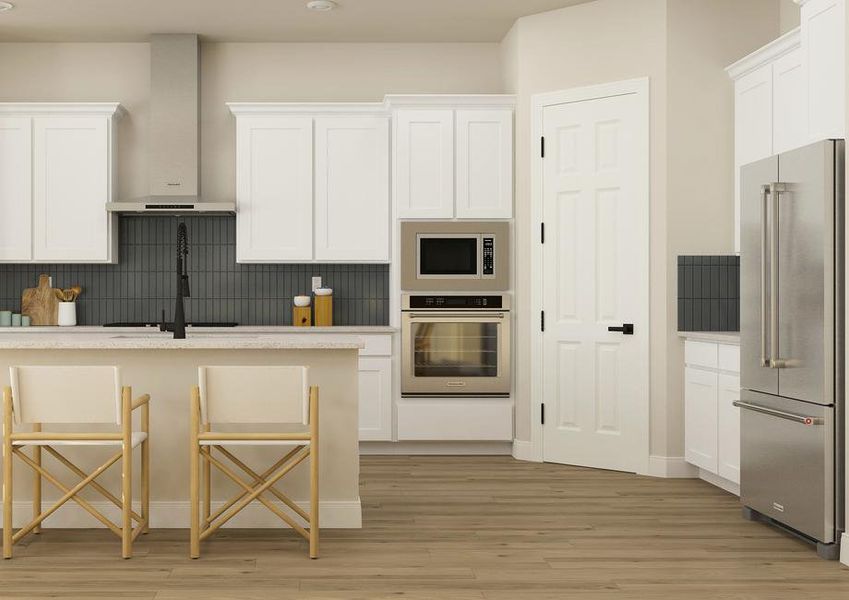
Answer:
xmin=738 ymin=389 xmax=835 ymax=543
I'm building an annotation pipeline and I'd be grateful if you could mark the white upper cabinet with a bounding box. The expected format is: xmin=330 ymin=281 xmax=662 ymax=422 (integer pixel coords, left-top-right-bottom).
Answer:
xmin=772 ymin=47 xmax=808 ymax=154
xmin=390 ymin=96 xmax=515 ymax=220
xmin=394 ymin=109 xmax=454 ymax=219
xmin=235 ymin=115 xmax=313 ymax=262
xmin=0 ymin=118 xmax=32 ymax=261
xmin=0 ymin=104 xmax=121 ymax=264
xmin=33 ymin=116 xmax=110 ymax=262
xmin=733 ymin=62 xmax=774 ymax=166
xmin=455 ymin=109 xmax=513 ymax=219
xmin=801 ymin=0 xmax=846 ymax=141
xmin=314 ymin=116 xmax=390 ymax=261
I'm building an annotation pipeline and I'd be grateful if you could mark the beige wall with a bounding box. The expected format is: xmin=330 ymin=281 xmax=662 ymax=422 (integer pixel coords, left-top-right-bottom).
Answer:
xmin=0 ymin=42 xmax=503 ymax=203
xmin=501 ymin=0 xmax=670 ymax=452
xmin=780 ymin=0 xmax=802 ymax=33
xmin=665 ymin=0 xmax=780 ymax=455
xmin=504 ymin=0 xmax=781 ymax=458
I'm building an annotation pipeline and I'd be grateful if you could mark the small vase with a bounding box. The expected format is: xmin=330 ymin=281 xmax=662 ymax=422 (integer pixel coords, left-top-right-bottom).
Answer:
xmin=58 ymin=302 xmax=77 ymax=327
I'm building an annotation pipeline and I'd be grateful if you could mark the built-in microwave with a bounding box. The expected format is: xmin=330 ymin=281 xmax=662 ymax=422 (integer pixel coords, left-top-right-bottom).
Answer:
xmin=401 ymin=221 xmax=510 ymax=291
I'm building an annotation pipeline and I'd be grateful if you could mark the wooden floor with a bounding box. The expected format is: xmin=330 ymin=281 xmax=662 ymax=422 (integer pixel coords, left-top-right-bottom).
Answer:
xmin=1 ymin=456 xmax=848 ymax=599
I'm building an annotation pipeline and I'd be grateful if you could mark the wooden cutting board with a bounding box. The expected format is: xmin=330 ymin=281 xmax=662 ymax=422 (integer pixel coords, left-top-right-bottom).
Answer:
xmin=22 ymin=274 xmax=59 ymax=326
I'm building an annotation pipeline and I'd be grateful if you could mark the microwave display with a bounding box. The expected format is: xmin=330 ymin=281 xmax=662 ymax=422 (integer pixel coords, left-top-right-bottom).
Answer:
xmin=419 ymin=237 xmax=478 ymax=275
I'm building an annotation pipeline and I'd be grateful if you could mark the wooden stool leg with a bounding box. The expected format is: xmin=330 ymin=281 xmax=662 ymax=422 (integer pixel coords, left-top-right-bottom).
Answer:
xmin=121 ymin=387 xmax=133 ymax=559
xmin=189 ymin=386 xmax=201 ymax=559
xmin=141 ymin=402 xmax=150 ymax=534
xmin=203 ymin=425 xmax=211 ymax=529
xmin=309 ymin=386 xmax=319 ymax=559
xmin=32 ymin=424 xmax=41 ymax=534
xmin=3 ymin=388 xmax=13 ymax=559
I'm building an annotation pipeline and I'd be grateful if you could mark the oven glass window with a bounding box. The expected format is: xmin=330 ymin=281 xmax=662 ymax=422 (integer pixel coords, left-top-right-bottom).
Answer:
xmin=412 ymin=322 xmax=499 ymax=377
xmin=419 ymin=238 xmax=478 ymax=275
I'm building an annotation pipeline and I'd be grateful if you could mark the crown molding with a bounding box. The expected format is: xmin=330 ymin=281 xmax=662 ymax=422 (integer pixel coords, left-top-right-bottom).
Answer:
xmin=0 ymin=102 xmax=124 ymax=117
xmin=725 ymin=27 xmax=801 ymax=80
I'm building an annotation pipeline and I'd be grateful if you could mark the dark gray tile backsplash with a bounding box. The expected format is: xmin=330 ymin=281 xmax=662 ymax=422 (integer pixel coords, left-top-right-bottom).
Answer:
xmin=0 ymin=216 xmax=389 ymax=326
xmin=677 ymin=255 xmax=739 ymax=332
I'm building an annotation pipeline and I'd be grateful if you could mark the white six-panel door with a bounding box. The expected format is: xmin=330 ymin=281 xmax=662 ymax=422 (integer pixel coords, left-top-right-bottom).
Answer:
xmin=314 ymin=116 xmax=390 ymax=261
xmin=541 ymin=91 xmax=648 ymax=472
xmin=236 ymin=116 xmax=313 ymax=262
xmin=0 ymin=117 xmax=32 ymax=261
xmin=33 ymin=116 xmax=109 ymax=262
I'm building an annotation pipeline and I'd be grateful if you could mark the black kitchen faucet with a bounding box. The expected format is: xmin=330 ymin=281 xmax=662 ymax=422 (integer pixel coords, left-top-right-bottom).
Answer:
xmin=160 ymin=221 xmax=191 ymax=339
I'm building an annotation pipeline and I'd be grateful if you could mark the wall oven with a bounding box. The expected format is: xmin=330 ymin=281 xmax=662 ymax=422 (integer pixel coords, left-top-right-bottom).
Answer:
xmin=401 ymin=221 xmax=510 ymax=291
xmin=402 ymin=294 xmax=511 ymax=396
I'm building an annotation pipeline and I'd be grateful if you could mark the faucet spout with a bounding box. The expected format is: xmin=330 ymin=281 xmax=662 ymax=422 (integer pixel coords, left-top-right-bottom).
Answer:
xmin=173 ymin=222 xmax=189 ymax=339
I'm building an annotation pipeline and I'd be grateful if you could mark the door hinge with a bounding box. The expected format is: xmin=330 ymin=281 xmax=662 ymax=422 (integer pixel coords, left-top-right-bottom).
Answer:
xmin=540 ymin=136 xmax=545 ymax=158
xmin=540 ymin=222 xmax=545 ymax=244
xmin=541 ymin=403 xmax=545 ymax=425
xmin=540 ymin=310 xmax=545 ymax=332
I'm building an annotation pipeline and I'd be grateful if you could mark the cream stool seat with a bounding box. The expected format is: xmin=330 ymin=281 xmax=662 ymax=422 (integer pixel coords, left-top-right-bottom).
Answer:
xmin=3 ymin=366 xmax=151 ymax=560
xmin=13 ymin=432 xmax=148 ymax=447
xmin=190 ymin=365 xmax=319 ymax=559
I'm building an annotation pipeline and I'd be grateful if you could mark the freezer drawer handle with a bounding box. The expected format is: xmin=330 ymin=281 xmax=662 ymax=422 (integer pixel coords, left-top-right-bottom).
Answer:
xmin=733 ymin=400 xmax=823 ymax=425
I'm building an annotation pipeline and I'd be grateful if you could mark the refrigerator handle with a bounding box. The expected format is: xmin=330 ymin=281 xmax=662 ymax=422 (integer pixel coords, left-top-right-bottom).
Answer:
xmin=769 ymin=182 xmax=787 ymax=369
xmin=760 ymin=184 xmax=770 ymax=367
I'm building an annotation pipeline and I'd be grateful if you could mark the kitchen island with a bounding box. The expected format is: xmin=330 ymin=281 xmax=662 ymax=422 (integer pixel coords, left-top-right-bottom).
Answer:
xmin=0 ymin=329 xmax=369 ymax=529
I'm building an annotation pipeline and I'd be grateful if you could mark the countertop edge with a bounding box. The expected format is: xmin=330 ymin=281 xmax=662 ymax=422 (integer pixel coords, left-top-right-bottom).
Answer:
xmin=677 ymin=331 xmax=741 ymax=344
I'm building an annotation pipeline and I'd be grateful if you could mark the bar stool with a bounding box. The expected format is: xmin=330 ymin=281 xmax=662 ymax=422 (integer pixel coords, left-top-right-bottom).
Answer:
xmin=2 ymin=366 xmax=150 ymax=559
xmin=189 ymin=366 xmax=319 ymax=559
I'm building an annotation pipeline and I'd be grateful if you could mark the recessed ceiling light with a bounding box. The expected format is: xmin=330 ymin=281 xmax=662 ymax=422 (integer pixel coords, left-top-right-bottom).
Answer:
xmin=0 ymin=2 xmax=14 ymax=13
xmin=306 ymin=0 xmax=337 ymax=12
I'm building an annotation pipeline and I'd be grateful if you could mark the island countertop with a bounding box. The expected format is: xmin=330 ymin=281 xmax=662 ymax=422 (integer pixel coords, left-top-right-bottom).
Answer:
xmin=0 ymin=329 xmax=376 ymax=350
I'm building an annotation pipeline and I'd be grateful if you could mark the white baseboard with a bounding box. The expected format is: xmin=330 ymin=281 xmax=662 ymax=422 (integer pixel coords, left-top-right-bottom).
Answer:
xmin=698 ymin=469 xmax=740 ymax=496
xmin=0 ymin=499 xmax=361 ymax=529
xmin=646 ymin=455 xmax=698 ymax=478
xmin=359 ymin=441 xmax=512 ymax=455
xmin=511 ymin=439 xmax=541 ymax=462
xmin=840 ymin=532 xmax=848 ymax=566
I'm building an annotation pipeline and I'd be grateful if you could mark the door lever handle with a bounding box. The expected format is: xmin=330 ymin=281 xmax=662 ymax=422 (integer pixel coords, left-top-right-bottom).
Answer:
xmin=607 ymin=324 xmax=634 ymax=335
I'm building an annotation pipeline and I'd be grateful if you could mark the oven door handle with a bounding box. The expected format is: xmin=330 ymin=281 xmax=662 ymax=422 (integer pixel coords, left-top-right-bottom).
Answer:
xmin=407 ymin=313 xmax=506 ymax=320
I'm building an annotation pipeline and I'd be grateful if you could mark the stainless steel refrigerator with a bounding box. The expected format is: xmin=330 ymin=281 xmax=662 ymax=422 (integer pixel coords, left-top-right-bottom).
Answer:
xmin=740 ymin=139 xmax=845 ymax=559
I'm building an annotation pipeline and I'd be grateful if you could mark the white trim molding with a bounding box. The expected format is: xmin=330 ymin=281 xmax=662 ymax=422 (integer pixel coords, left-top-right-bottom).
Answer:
xmin=725 ymin=27 xmax=801 ymax=79
xmin=840 ymin=532 xmax=848 ymax=566
xmin=530 ymin=77 xmax=651 ymax=475
xmin=647 ymin=456 xmax=698 ymax=478
xmin=511 ymin=439 xmax=541 ymax=462
xmin=1 ymin=499 xmax=361 ymax=529
xmin=698 ymin=469 xmax=740 ymax=496
xmin=0 ymin=102 xmax=125 ymax=118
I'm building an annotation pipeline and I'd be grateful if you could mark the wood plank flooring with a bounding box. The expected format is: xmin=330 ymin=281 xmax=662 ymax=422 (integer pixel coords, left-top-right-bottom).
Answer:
xmin=1 ymin=456 xmax=848 ymax=599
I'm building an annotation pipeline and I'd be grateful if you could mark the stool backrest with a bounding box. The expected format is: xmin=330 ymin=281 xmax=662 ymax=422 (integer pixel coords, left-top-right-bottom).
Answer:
xmin=9 ymin=366 xmax=123 ymax=425
xmin=198 ymin=366 xmax=309 ymax=425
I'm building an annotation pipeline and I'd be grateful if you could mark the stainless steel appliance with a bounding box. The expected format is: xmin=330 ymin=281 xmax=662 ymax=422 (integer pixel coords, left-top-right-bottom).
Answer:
xmin=402 ymin=294 xmax=511 ymax=396
xmin=401 ymin=221 xmax=509 ymax=291
xmin=739 ymin=138 xmax=845 ymax=559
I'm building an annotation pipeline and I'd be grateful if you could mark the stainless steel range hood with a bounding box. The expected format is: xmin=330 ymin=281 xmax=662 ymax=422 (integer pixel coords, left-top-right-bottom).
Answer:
xmin=107 ymin=34 xmax=235 ymax=215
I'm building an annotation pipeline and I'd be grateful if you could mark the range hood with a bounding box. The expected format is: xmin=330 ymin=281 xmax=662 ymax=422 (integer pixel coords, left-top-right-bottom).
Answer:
xmin=107 ymin=34 xmax=235 ymax=214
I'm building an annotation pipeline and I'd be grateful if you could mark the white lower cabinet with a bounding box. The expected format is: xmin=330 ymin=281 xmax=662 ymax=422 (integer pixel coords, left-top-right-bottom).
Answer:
xmin=683 ymin=339 xmax=740 ymax=489
xmin=396 ymin=397 xmax=513 ymax=441
xmin=357 ymin=335 xmax=393 ymax=441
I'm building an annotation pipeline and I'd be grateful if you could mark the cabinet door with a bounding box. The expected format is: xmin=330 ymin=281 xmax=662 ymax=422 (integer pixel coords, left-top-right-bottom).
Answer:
xmin=358 ymin=357 xmax=392 ymax=441
xmin=772 ymin=47 xmax=808 ymax=154
xmin=394 ymin=109 xmax=454 ymax=219
xmin=314 ymin=117 xmax=389 ymax=261
xmin=734 ymin=63 xmax=773 ymax=252
xmin=684 ymin=366 xmax=718 ymax=472
xmin=455 ymin=109 xmax=513 ymax=219
xmin=236 ymin=116 xmax=313 ymax=262
xmin=802 ymin=0 xmax=846 ymax=140
xmin=32 ymin=117 xmax=110 ymax=262
xmin=717 ymin=374 xmax=741 ymax=484
xmin=0 ymin=118 xmax=32 ymax=261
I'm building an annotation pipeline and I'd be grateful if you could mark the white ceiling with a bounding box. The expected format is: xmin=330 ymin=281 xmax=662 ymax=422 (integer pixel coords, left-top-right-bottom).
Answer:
xmin=0 ymin=0 xmax=595 ymax=43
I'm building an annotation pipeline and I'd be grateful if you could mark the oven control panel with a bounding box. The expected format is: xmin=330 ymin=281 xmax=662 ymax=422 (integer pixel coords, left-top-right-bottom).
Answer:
xmin=482 ymin=237 xmax=495 ymax=276
xmin=407 ymin=295 xmax=504 ymax=309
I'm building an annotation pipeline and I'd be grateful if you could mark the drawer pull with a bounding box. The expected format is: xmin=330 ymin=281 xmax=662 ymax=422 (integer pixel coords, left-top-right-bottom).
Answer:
xmin=733 ymin=400 xmax=823 ymax=425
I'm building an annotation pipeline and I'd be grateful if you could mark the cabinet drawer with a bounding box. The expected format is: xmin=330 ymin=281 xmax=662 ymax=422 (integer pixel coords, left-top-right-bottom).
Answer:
xmin=396 ymin=398 xmax=513 ymax=441
xmin=358 ymin=334 xmax=392 ymax=357
xmin=684 ymin=340 xmax=718 ymax=369
xmin=717 ymin=344 xmax=740 ymax=373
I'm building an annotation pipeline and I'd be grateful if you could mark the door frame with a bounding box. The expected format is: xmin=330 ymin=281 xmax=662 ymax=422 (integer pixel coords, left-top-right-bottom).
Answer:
xmin=529 ymin=78 xmax=651 ymax=473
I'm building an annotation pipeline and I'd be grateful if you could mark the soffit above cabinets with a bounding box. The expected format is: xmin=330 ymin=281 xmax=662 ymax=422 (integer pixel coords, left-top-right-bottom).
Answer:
xmin=0 ymin=0 xmax=594 ymax=43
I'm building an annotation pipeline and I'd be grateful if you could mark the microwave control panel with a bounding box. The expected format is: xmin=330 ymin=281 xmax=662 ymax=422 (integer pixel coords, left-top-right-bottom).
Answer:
xmin=482 ymin=236 xmax=495 ymax=277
